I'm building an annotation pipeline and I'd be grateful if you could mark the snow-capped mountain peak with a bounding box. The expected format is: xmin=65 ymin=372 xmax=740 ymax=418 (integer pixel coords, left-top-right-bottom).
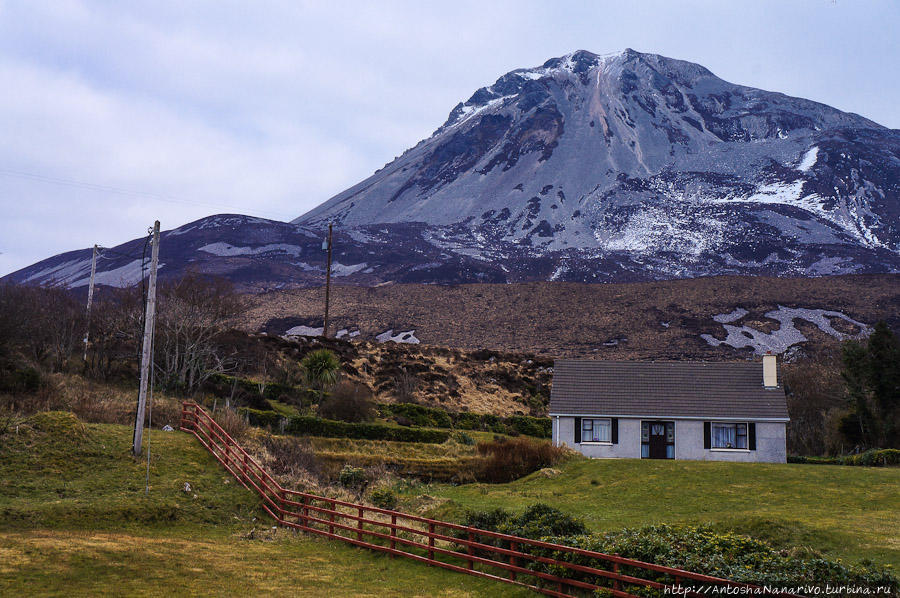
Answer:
xmin=6 ymin=50 xmax=899 ymax=290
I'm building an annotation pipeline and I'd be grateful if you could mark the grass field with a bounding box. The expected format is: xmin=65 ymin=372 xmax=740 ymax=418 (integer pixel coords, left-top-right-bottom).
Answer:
xmin=413 ymin=458 xmax=900 ymax=569
xmin=0 ymin=413 xmax=528 ymax=597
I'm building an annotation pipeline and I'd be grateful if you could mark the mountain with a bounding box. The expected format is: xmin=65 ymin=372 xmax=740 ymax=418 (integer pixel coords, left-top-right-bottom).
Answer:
xmin=6 ymin=49 xmax=900 ymax=289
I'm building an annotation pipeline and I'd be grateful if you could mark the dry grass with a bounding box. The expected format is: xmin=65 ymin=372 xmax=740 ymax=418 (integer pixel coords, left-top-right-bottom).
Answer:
xmin=243 ymin=274 xmax=899 ymax=359
xmin=0 ymin=373 xmax=183 ymax=430
xmin=474 ymin=437 xmax=571 ymax=483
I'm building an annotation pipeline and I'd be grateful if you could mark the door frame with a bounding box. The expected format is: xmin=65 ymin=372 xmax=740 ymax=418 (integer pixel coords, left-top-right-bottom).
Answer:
xmin=641 ymin=420 xmax=675 ymax=460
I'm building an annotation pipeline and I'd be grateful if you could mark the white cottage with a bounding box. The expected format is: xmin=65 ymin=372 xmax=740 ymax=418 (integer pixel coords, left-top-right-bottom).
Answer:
xmin=549 ymin=355 xmax=789 ymax=463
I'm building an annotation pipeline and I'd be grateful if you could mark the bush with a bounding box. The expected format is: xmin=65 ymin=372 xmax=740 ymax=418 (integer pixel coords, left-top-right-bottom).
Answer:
xmin=0 ymin=366 xmax=43 ymax=394
xmin=241 ymin=408 xmax=283 ymax=429
xmin=475 ymin=437 xmax=568 ymax=483
xmin=240 ymin=409 xmax=451 ymax=443
xmin=377 ymin=403 xmax=551 ymax=438
xmin=370 ymin=487 xmax=399 ymax=510
xmin=463 ymin=503 xmax=588 ymax=542
xmin=454 ymin=431 xmax=475 ymax=446
xmin=317 ymin=381 xmax=375 ymax=423
xmin=382 ymin=403 xmax=453 ymax=428
xmin=789 ymin=448 xmax=900 ymax=467
xmin=338 ymin=464 xmax=367 ymax=490
xmin=506 ymin=416 xmax=551 ymax=438
xmin=211 ymin=408 xmax=249 ymax=442
xmin=260 ymin=435 xmax=319 ymax=478
xmin=204 ymin=374 xmax=302 ymax=409
xmin=537 ymin=525 xmax=898 ymax=594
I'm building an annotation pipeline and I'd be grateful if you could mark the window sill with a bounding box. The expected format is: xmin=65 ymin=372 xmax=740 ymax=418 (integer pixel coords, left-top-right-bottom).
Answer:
xmin=710 ymin=448 xmax=751 ymax=452
xmin=580 ymin=441 xmax=613 ymax=446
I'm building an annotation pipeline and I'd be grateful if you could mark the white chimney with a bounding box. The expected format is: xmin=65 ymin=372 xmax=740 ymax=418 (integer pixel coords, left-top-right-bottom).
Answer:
xmin=763 ymin=352 xmax=778 ymax=388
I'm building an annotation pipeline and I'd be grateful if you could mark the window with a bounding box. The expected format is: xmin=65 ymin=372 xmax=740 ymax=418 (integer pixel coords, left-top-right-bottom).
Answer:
xmin=711 ymin=422 xmax=748 ymax=449
xmin=581 ymin=418 xmax=611 ymax=443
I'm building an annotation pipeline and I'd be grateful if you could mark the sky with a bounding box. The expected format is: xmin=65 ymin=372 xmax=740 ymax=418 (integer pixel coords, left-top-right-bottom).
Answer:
xmin=1 ymin=0 xmax=898 ymax=276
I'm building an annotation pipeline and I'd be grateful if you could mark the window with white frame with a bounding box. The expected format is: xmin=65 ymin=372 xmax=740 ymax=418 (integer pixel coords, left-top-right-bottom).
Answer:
xmin=711 ymin=422 xmax=748 ymax=449
xmin=582 ymin=418 xmax=611 ymax=443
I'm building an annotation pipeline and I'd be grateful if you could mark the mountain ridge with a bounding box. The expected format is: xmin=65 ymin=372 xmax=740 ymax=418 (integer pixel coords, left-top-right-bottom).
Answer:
xmin=5 ymin=49 xmax=900 ymax=289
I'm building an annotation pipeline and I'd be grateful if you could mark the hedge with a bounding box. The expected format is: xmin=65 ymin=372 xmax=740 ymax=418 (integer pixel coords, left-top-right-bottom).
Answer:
xmin=457 ymin=507 xmax=898 ymax=593
xmin=378 ymin=403 xmax=551 ymax=438
xmin=206 ymin=373 xmax=310 ymax=403
xmin=789 ymin=448 xmax=900 ymax=467
xmin=241 ymin=408 xmax=451 ymax=444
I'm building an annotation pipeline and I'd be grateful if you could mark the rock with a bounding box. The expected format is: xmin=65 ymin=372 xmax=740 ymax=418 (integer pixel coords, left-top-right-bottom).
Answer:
xmin=183 ymin=482 xmax=192 ymax=493
xmin=162 ymin=425 xmax=174 ymax=432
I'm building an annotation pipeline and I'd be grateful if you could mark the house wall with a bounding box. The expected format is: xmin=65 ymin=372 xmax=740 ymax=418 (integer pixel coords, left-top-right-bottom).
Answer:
xmin=555 ymin=417 xmax=642 ymax=458
xmin=552 ymin=417 xmax=787 ymax=463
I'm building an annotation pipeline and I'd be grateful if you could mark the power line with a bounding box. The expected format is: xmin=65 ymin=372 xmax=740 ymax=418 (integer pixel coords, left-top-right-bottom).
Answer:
xmin=0 ymin=167 xmax=297 ymax=221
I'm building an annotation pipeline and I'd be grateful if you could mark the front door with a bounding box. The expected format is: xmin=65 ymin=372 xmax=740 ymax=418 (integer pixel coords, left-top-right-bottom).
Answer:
xmin=642 ymin=421 xmax=674 ymax=459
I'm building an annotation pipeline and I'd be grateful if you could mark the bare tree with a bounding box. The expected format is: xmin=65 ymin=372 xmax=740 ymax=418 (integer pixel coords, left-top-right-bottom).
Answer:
xmin=153 ymin=274 xmax=243 ymax=393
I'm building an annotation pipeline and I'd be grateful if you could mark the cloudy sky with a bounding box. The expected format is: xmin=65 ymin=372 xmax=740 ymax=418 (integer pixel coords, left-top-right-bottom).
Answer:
xmin=1 ymin=0 xmax=897 ymax=276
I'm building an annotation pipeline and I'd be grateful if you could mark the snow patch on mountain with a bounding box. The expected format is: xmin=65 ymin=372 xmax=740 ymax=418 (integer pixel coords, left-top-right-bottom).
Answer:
xmin=331 ymin=262 xmax=368 ymax=276
xmin=376 ymin=329 xmax=420 ymax=344
xmin=72 ymin=259 xmax=163 ymax=288
xmin=797 ymin=146 xmax=819 ymax=172
xmin=284 ymin=325 xmax=324 ymax=337
xmin=600 ymin=205 xmax=726 ymax=256
xmin=23 ymin=258 xmax=91 ymax=286
xmin=713 ymin=308 xmax=748 ymax=323
xmin=199 ymin=242 xmax=304 ymax=257
xmin=701 ymin=305 xmax=870 ymax=354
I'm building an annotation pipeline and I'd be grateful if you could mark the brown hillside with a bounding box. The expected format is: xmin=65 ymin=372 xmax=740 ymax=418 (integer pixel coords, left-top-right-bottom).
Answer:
xmin=243 ymin=275 xmax=899 ymax=360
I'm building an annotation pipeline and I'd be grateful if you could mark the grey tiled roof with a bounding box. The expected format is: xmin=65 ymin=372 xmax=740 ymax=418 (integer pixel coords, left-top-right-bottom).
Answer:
xmin=549 ymin=360 xmax=789 ymax=420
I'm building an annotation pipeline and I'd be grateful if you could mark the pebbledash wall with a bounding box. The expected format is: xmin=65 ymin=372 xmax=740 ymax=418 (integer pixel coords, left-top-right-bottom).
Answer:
xmin=553 ymin=417 xmax=787 ymax=463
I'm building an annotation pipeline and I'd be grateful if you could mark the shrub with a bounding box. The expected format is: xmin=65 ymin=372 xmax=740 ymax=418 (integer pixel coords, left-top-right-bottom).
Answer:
xmin=240 ymin=409 xmax=451 ymax=443
xmin=260 ymin=435 xmax=319 ymax=478
xmin=0 ymin=366 xmax=43 ymax=394
xmin=394 ymin=372 xmax=418 ymax=404
xmin=457 ymin=504 xmax=588 ymax=557
xmin=454 ymin=431 xmax=475 ymax=446
xmin=301 ymin=349 xmax=341 ymax=393
xmin=212 ymin=408 xmax=249 ymax=442
xmin=475 ymin=437 xmax=568 ymax=483
xmin=317 ymin=381 xmax=375 ymax=423
xmin=377 ymin=403 xmax=551 ymax=438
xmin=506 ymin=416 xmax=551 ymax=438
xmin=464 ymin=503 xmax=588 ymax=541
xmin=370 ymin=487 xmax=399 ymax=510
xmin=539 ymin=525 xmax=898 ymax=594
xmin=241 ymin=408 xmax=283 ymax=429
xmin=790 ymin=448 xmax=900 ymax=467
xmin=338 ymin=464 xmax=367 ymax=490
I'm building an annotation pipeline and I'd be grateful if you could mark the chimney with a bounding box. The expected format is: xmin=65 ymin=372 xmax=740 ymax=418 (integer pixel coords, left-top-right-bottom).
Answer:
xmin=763 ymin=352 xmax=778 ymax=388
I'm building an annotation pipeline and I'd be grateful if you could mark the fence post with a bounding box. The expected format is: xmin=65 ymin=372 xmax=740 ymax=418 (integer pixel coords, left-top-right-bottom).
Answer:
xmin=329 ymin=500 xmax=335 ymax=535
xmin=357 ymin=507 xmax=363 ymax=540
xmin=613 ymin=556 xmax=621 ymax=593
xmin=510 ymin=541 xmax=517 ymax=581
xmin=467 ymin=531 xmax=474 ymax=570
xmin=428 ymin=523 xmax=435 ymax=561
xmin=390 ymin=514 xmax=397 ymax=556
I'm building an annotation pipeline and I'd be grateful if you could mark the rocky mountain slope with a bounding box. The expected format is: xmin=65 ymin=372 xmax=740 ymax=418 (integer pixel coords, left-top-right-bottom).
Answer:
xmin=6 ymin=49 xmax=900 ymax=288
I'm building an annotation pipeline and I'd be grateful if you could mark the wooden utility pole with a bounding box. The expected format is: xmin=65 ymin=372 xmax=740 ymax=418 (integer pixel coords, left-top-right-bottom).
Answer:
xmin=133 ymin=221 xmax=160 ymax=457
xmin=82 ymin=244 xmax=99 ymax=362
xmin=323 ymin=222 xmax=333 ymax=338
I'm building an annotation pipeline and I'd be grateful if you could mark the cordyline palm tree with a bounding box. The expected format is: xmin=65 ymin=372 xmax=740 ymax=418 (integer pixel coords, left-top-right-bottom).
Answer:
xmin=301 ymin=349 xmax=341 ymax=400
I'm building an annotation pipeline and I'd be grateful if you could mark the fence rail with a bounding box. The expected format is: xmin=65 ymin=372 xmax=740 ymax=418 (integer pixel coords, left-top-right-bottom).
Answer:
xmin=179 ymin=402 xmax=796 ymax=598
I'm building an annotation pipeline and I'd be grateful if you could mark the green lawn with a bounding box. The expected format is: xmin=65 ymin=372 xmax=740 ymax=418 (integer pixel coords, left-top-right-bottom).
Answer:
xmin=0 ymin=412 xmax=527 ymax=597
xmin=412 ymin=458 xmax=900 ymax=568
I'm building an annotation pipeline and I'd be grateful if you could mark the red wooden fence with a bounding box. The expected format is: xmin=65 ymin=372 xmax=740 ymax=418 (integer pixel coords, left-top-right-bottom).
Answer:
xmin=180 ymin=402 xmax=793 ymax=598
